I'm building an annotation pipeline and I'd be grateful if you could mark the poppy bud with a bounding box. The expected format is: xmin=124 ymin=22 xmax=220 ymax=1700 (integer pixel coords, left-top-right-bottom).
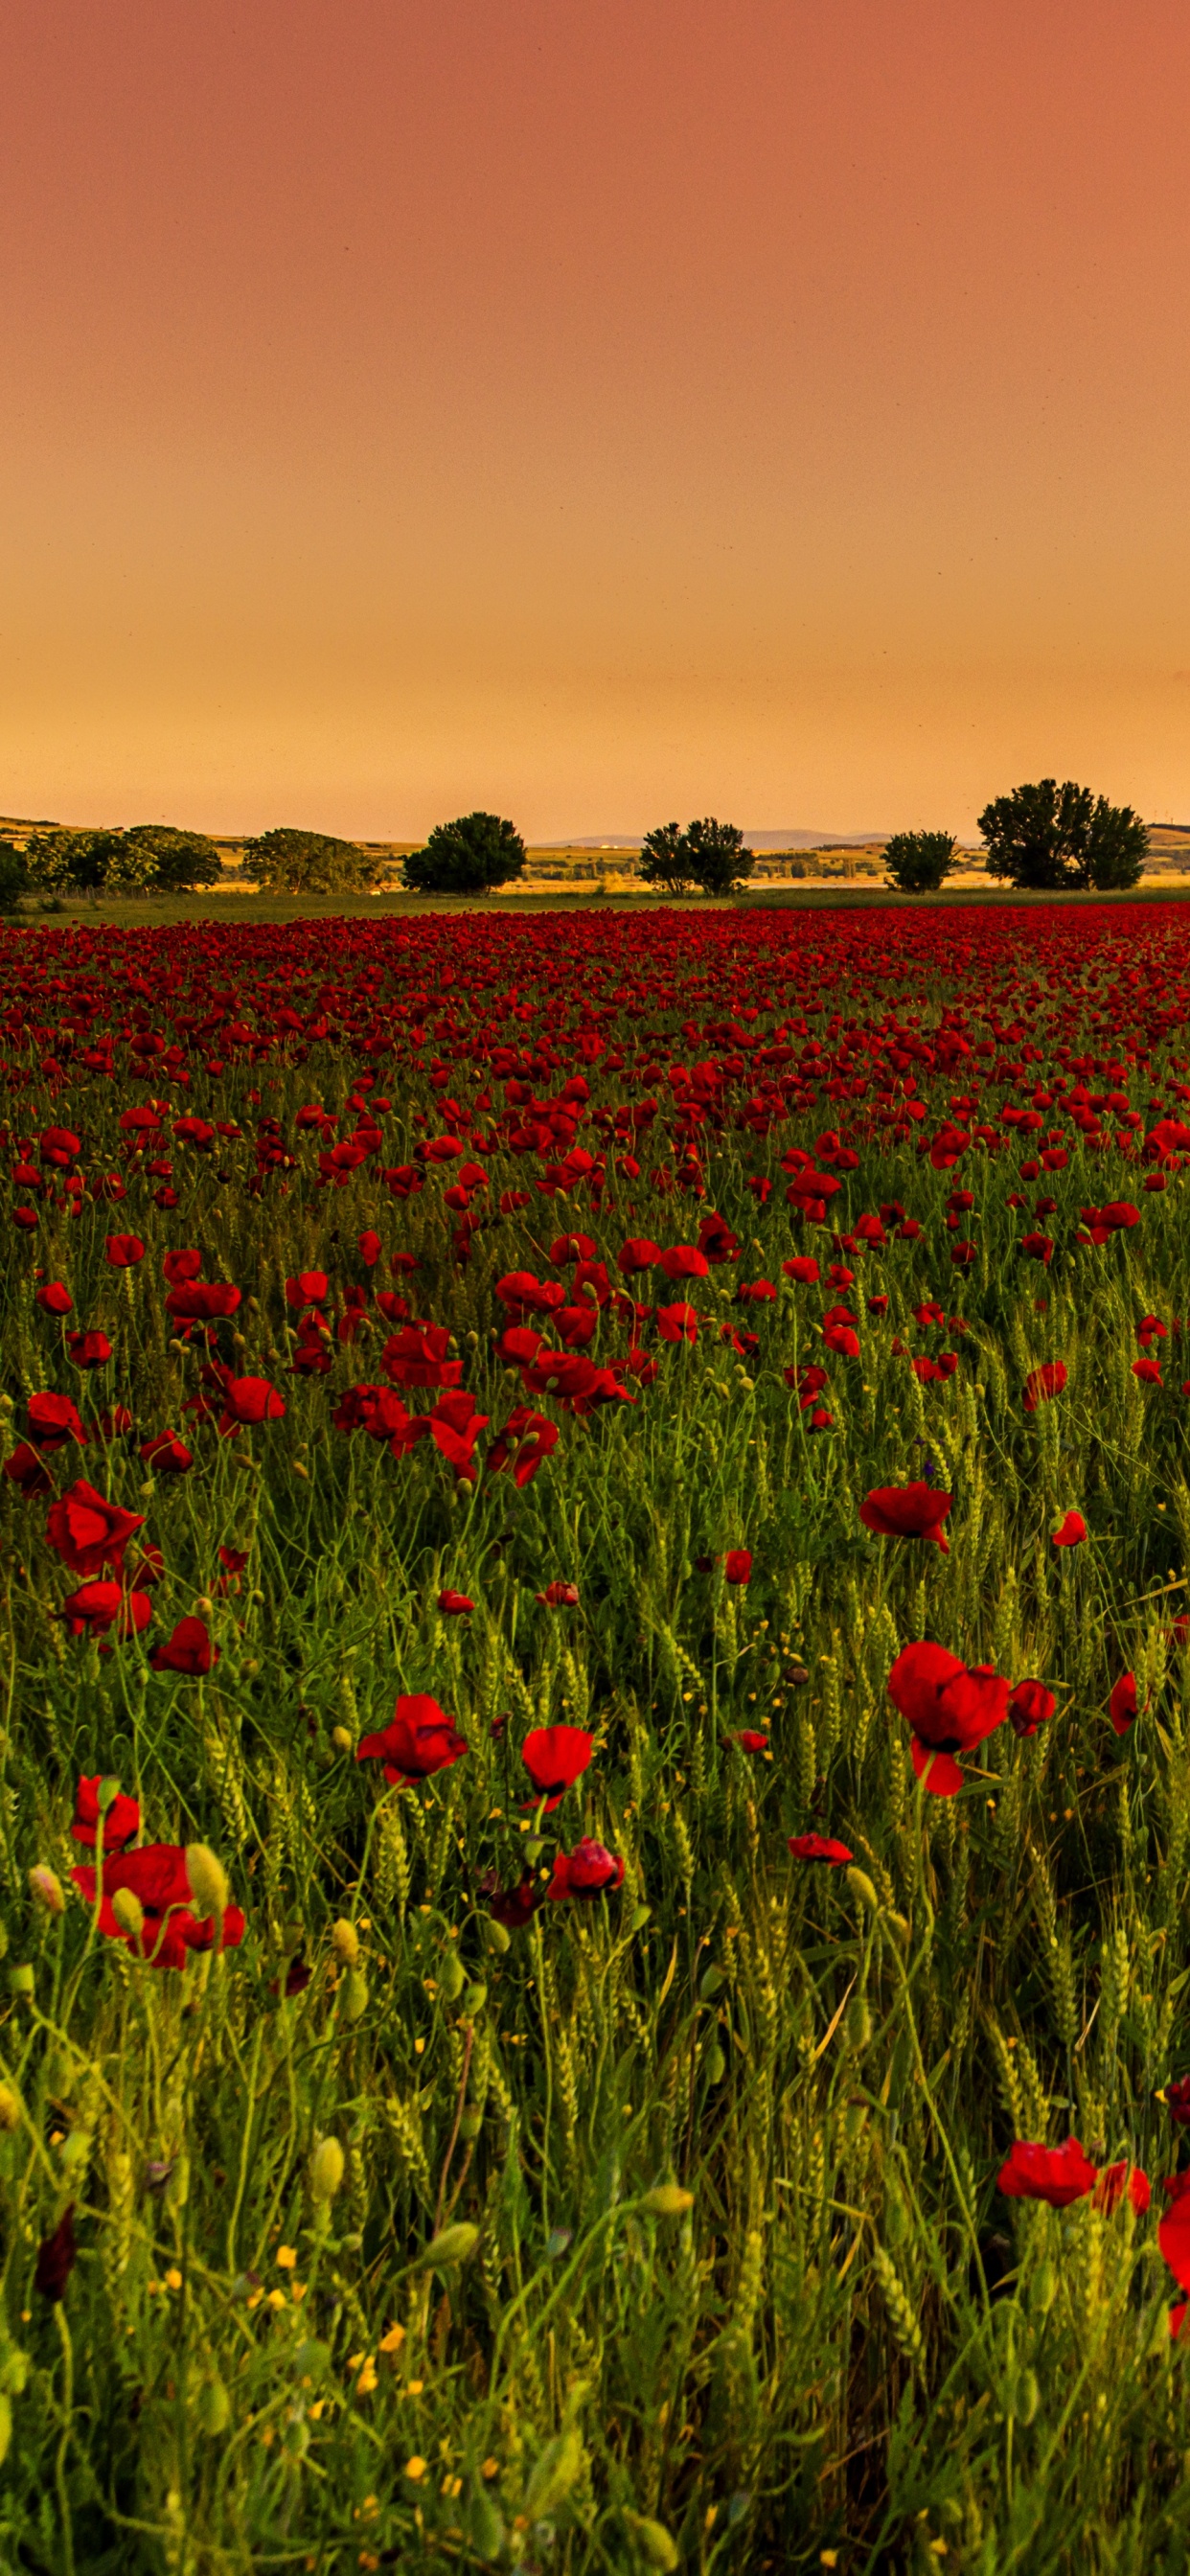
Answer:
xmin=332 ymin=1919 xmax=359 ymax=1967
xmin=705 ymin=2041 xmax=726 ymax=2083
xmin=438 ymin=1947 xmax=466 ymax=2003
xmin=342 ymin=1968 xmax=369 ymax=2022
xmin=622 ymin=2514 xmax=680 ymax=2572
xmin=8 ymin=1965 xmax=34 ymax=1997
xmin=483 ymin=1916 xmax=512 ymax=1955
xmin=461 ymin=1981 xmax=488 ymax=2016
xmin=1030 ymin=2256 xmax=1057 ymax=2314
xmin=0 ymin=2084 xmax=21 ymax=2132
xmin=111 ymin=1888 xmax=146 ymax=1940
xmin=641 ymin=2184 xmax=694 ymax=2218
xmin=418 ymin=2221 xmax=480 ymax=2267
xmin=331 ymin=1726 xmax=354 ymax=1753
xmin=459 ymin=2104 xmax=484 ymax=2140
xmin=196 ymin=2377 xmax=231 ymax=2435
xmin=845 ymin=1867 xmax=880 ymax=1912
xmin=29 ymin=1866 xmax=65 ymax=1917
xmin=96 ymin=1775 xmax=123 ymax=1815
xmin=309 ymin=2136 xmax=345 ymax=2202
xmin=848 ymin=1992 xmax=874 ymax=2051
xmin=1011 ymin=2366 xmax=1040 ymax=2426
xmin=0 ymin=2393 xmax=10 ymax=2470
xmin=185 ymin=1845 xmax=229 ymax=1918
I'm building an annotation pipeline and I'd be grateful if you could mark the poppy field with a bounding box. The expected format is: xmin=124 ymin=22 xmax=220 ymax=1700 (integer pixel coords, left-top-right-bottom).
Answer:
xmin=7 ymin=897 xmax=1190 ymax=2574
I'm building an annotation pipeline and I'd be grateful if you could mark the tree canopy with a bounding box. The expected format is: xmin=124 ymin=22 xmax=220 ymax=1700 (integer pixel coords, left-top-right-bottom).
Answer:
xmin=638 ymin=817 xmax=753 ymax=896
xmin=978 ymin=780 xmax=1148 ymax=892
xmin=243 ymin=830 xmax=380 ymax=896
xmin=638 ymin=822 xmax=694 ymax=896
xmin=883 ymin=830 xmax=957 ymax=894
xmin=402 ymin=813 xmax=526 ymax=895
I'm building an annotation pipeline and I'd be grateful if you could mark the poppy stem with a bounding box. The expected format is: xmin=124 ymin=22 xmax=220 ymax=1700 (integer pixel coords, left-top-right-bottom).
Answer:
xmin=53 ymin=2302 xmax=76 ymax=2576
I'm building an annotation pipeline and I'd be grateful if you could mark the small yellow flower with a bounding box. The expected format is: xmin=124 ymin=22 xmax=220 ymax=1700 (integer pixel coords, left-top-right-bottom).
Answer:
xmin=290 ymin=2281 xmax=308 ymax=2303
xmin=267 ymin=2288 xmax=286 ymax=2310
xmin=482 ymin=2457 xmax=499 ymax=2479
xmin=406 ymin=2379 xmax=424 ymax=2396
xmin=404 ymin=2455 xmax=426 ymax=2482
xmin=165 ymin=2267 xmax=183 ymax=2291
xmin=378 ymin=2322 xmax=405 ymax=2356
xmin=355 ymin=2359 xmax=378 ymax=2396
xmin=276 ymin=2245 xmax=297 ymax=2269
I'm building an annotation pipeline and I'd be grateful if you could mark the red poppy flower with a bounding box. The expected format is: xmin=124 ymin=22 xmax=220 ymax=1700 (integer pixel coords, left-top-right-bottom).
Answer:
xmin=655 ymin=1245 xmax=709 ymax=1282
xmin=782 ymin=1256 xmax=820 ymax=1284
xmin=1095 ymin=2161 xmax=1151 ymax=2216
xmin=723 ymin=1549 xmax=752 ymax=1584
xmin=217 ymin=1375 xmax=286 ymax=1435
xmin=655 ymin=1300 xmax=698 ymax=1345
xmin=1110 ymin=1672 xmax=1138 ymax=1735
xmin=1161 ymin=2078 xmax=1190 ymax=2127
xmin=1023 ymin=1362 xmax=1067 ymax=1411
xmin=886 ymin=1641 xmax=1009 ymax=1795
xmin=357 ymin=1230 xmax=382 ymax=1266
xmin=788 ymin=1833 xmax=853 ymax=1864
xmin=356 ymin=1693 xmax=469 ymax=1783
xmin=35 ymin=1282 xmax=74 ymax=1316
xmin=997 ymin=2138 xmax=1098 ymax=2207
xmin=67 ymin=1329 xmax=113 ymax=1368
xmin=730 ymin=1731 xmax=769 ymax=1753
xmin=166 ymin=1281 xmax=241 ymax=1323
xmin=483 ymin=1869 xmax=541 ymax=1928
xmin=72 ymin=1774 xmax=140 ymax=1851
xmin=1051 ymin=1510 xmax=1087 ymax=1547
xmin=1133 ymin=1357 xmax=1163 ymax=1385
xmin=149 ymin=1617 xmax=218 ymax=1675
xmin=536 ymin=1579 xmax=580 ymax=1607
xmin=1008 ymin=1678 xmax=1056 ymax=1738
xmin=1019 ymin=1233 xmax=1053 ymax=1265
xmin=139 ymin=1429 xmax=193 ymax=1474
xmin=381 ymin=1322 xmax=463 ymax=1390
xmin=487 ymin=1409 xmax=560 ymax=1484
xmin=163 ymin=1248 xmax=203 ymax=1284
xmin=859 ymin=1483 xmax=951 ymax=1550
xmin=617 ymin=1237 xmax=661 ymax=1274
xmin=45 ymin=1480 xmax=146 ymax=1576
xmin=3 ymin=1440 xmax=55 ymax=1496
xmin=104 ymin=1234 xmax=146 ymax=1268
xmin=547 ymin=1838 xmax=625 ymax=1901
xmin=521 ymin=1724 xmax=593 ymax=1809
xmin=1159 ymin=2173 xmax=1190 ymax=2290
xmin=286 ymin=1270 xmax=329 ymax=1306
xmin=438 ymin=1589 xmax=474 ymax=1615
xmin=70 ymin=1842 xmax=245 ymax=1969
xmin=59 ymin=1580 xmax=152 ymax=1640
xmin=34 ymin=2206 xmax=77 ymax=2301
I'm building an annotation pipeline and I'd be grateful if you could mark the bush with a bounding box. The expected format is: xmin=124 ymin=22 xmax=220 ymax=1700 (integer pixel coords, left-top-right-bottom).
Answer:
xmin=402 ymin=813 xmax=526 ymax=895
xmin=243 ymin=830 xmax=380 ymax=896
xmin=0 ymin=841 xmax=29 ymax=913
xmin=121 ymin=827 xmax=223 ymax=894
xmin=883 ymin=830 xmax=957 ymax=893
xmin=978 ymin=780 xmax=1148 ymax=892
xmin=639 ymin=823 xmax=694 ymax=896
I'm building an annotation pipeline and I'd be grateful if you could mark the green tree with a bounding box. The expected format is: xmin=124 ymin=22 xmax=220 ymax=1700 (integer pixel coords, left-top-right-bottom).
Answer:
xmin=243 ymin=829 xmax=380 ymax=896
xmin=121 ymin=825 xmax=223 ymax=893
xmin=883 ymin=830 xmax=957 ymax=893
xmin=977 ymin=779 xmax=1148 ymax=892
xmin=402 ymin=812 xmax=526 ymax=895
xmin=638 ymin=822 xmax=694 ymax=896
xmin=0 ymin=840 xmax=29 ymax=913
xmin=683 ymin=817 xmax=754 ymax=896
xmin=24 ymin=829 xmax=106 ymax=896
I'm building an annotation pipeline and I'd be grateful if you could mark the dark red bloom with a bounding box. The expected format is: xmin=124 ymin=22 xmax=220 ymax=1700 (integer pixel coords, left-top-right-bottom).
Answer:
xmin=655 ymin=1300 xmax=698 ymax=1345
xmin=617 ymin=1236 xmax=661 ymax=1274
xmin=35 ymin=1282 xmax=74 ymax=1316
xmin=1008 ymin=1678 xmax=1056 ymax=1737
xmin=859 ymin=1483 xmax=951 ymax=1550
xmin=356 ymin=1693 xmax=469 ymax=1783
xmin=788 ymin=1833 xmax=853 ymax=1864
xmin=547 ymin=1838 xmax=625 ymax=1901
xmin=70 ymin=1843 xmax=245 ymax=1968
xmin=1159 ymin=2173 xmax=1190 ymax=2290
xmin=438 ymin=1589 xmax=474 ymax=1615
xmin=104 ymin=1234 xmax=146 ymax=1267
xmin=1110 ymin=1672 xmax=1138 ymax=1735
xmin=381 ymin=1322 xmax=463 ymax=1389
xmin=286 ymin=1270 xmax=329 ymax=1306
xmin=163 ymin=1248 xmax=203 ymax=1285
xmin=886 ymin=1642 xmax=1009 ymax=1795
xmin=217 ymin=1375 xmax=286 ymax=1435
xmin=3 ymin=1440 xmax=54 ymax=1496
xmin=483 ymin=1869 xmax=541 ymax=1928
xmin=1051 ymin=1510 xmax=1087 ymax=1547
xmin=1162 ymin=2079 xmax=1190 ymax=2127
xmin=730 ymin=1730 xmax=769 ymax=1753
xmin=1096 ymin=2161 xmax=1151 ymax=2216
xmin=723 ymin=1549 xmax=752 ymax=1584
xmin=1023 ymin=1361 xmax=1067 ymax=1411
xmin=782 ymin=1256 xmax=820 ymax=1284
xmin=521 ymin=1724 xmax=593 ymax=1809
xmin=139 ymin=1429 xmax=194 ymax=1474
xmin=997 ymin=2138 xmax=1098 ymax=2207
xmin=487 ymin=1408 xmax=560 ymax=1484
xmin=149 ymin=1617 xmax=218 ymax=1675
xmin=166 ymin=1281 xmax=241 ymax=1323
xmin=60 ymin=1581 xmax=152 ymax=1640
xmin=34 ymin=2206 xmax=77 ymax=2301
xmin=71 ymin=1774 xmax=140 ymax=1851
xmin=536 ymin=1579 xmax=580 ymax=1607
xmin=655 ymin=1244 xmax=709 ymax=1282
xmin=45 ymin=1480 xmax=146 ymax=1576
xmin=67 ymin=1329 xmax=113 ymax=1368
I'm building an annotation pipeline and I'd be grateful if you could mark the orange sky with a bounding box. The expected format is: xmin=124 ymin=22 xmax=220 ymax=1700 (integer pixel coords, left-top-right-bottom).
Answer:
xmin=3 ymin=0 xmax=1188 ymax=840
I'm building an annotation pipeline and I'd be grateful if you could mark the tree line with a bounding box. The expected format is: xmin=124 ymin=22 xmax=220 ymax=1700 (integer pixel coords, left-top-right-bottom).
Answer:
xmin=0 ymin=777 xmax=1152 ymax=910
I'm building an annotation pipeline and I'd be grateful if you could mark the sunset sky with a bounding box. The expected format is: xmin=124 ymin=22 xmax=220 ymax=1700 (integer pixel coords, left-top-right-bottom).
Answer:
xmin=3 ymin=0 xmax=1188 ymax=841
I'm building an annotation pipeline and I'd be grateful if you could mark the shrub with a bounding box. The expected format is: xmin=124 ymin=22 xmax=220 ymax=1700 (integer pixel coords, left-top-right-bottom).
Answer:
xmin=402 ymin=813 xmax=526 ymax=895
xmin=883 ymin=830 xmax=957 ymax=893
xmin=978 ymin=780 xmax=1148 ymax=891
xmin=242 ymin=829 xmax=380 ymax=896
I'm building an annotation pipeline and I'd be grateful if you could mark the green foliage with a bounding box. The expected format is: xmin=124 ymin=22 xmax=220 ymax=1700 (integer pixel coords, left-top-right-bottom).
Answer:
xmin=20 ymin=826 xmax=224 ymax=899
xmin=639 ymin=823 xmax=694 ymax=896
xmin=0 ymin=842 xmax=29 ymax=913
xmin=883 ymin=829 xmax=957 ymax=893
xmin=402 ymin=813 xmax=526 ymax=894
xmin=639 ymin=818 xmax=753 ymax=896
xmin=244 ymin=827 xmax=381 ymax=895
xmin=979 ymin=778 xmax=1149 ymax=891
xmin=121 ymin=825 xmax=223 ymax=893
